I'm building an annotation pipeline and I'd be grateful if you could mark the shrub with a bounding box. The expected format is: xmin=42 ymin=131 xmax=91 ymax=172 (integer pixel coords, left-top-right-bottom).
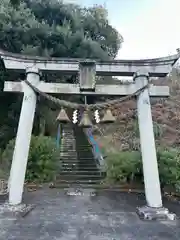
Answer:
xmin=105 ymin=147 xmax=180 ymax=192
xmin=106 ymin=151 xmax=142 ymax=183
xmin=2 ymin=135 xmax=60 ymax=183
xmin=157 ymin=147 xmax=180 ymax=190
xmin=0 ymin=148 xmax=8 ymax=179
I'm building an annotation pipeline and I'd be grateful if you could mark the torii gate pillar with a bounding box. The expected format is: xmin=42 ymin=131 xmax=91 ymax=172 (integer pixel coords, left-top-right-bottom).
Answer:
xmin=8 ymin=66 xmax=40 ymax=205
xmin=134 ymin=70 xmax=175 ymax=220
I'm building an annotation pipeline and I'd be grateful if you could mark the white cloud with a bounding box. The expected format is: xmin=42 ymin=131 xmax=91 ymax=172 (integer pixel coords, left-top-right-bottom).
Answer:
xmin=115 ymin=0 xmax=180 ymax=59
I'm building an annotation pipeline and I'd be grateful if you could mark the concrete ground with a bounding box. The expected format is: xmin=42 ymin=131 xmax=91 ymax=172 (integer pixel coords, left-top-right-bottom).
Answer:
xmin=0 ymin=188 xmax=180 ymax=240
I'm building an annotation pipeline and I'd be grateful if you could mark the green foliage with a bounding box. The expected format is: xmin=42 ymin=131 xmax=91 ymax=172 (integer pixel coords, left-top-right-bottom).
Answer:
xmin=9 ymin=0 xmax=20 ymax=7
xmin=0 ymin=0 xmax=122 ymax=59
xmin=157 ymin=147 xmax=180 ymax=190
xmin=2 ymin=135 xmax=60 ymax=182
xmin=106 ymin=147 xmax=180 ymax=192
xmin=106 ymin=151 xmax=142 ymax=183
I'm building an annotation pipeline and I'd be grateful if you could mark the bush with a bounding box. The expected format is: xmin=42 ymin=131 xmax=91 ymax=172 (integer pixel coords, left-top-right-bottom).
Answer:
xmin=157 ymin=147 xmax=180 ymax=190
xmin=106 ymin=151 xmax=142 ymax=183
xmin=2 ymin=135 xmax=60 ymax=183
xmin=0 ymin=148 xmax=8 ymax=179
xmin=105 ymin=147 xmax=180 ymax=192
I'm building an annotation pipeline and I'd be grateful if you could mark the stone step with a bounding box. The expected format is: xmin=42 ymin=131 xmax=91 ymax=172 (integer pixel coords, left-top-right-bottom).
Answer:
xmin=60 ymin=150 xmax=77 ymax=153
xmin=61 ymin=143 xmax=75 ymax=146
xmin=61 ymin=133 xmax=74 ymax=135
xmin=61 ymin=159 xmax=78 ymax=162
xmin=59 ymin=171 xmax=102 ymax=176
xmin=60 ymin=170 xmax=100 ymax=175
xmin=60 ymin=155 xmax=77 ymax=157
xmin=78 ymin=168 xmax=99 ymax=171
xmin=60 ymin=148 xmax=76 ymax=150
xmin=62 ymin=138 xmax=76 ymax=141
xmin=62 ymin=163 xmax=78 ymax=167
xmin=60 ymin=156 xmax=77 ymax=159
xmin=62 ymin=156 xmax=93 ymax=159
xmin=57 ymin=175 xmax=103 ymax=181
xmin=77 ymin=150 xmax=93 ymax=153
xmin=60 ymin=147 xmax=76 ymax=149
xmin=62 ymin=163 xmax=79 ymax=168
xmin=61 ymin=160 xmax=78 ymax=164
xmin=62 ymin=138 xmax=74 ymax=140
xmin=60 ymin=153 xmax=77 ymax=156
xmin=51 ymin=183 xmax=122 ymax=189
xmin=62 ymin=166 xmax=99 ymax=171
xmin=61 ymin=160 xmax=78 ymax=162
xmin=60 ymin=153 xmax=77 ymax=155
xmin=76 ymin=147 xmax=93 ymax=150
xmin=60 ymin=151 xmax=77 ymax=154
xmin=60 ymin=151 xmax=76 ymax=153
xmin=62 ymin=160 xmax=96 ymax=163
xmin=50 ymin=183 xmax=105 ymax=189
xmin=60 ymin=151 xmax=77 ymax=153
xmin=76 ymin=150 xmax=93 ymax=153
xmin=60 ymin=150 xmax=76 ymax=153
xmin=63 ymin=139 xmax=75 ymax=141
xmin=77 ymin=157 xmax=95 ymax=160
xmin=55 ymin=179 xmax=103 ymax=185
xmin=77 ymin=160 xmax=95 ymax=163
xmin=61 ymin=135 xmax=75 ymax=137
xmin=62 ymin=162 xmax=97 ymax=167
xmin=61 ymin=158 xmax=95 ymax=161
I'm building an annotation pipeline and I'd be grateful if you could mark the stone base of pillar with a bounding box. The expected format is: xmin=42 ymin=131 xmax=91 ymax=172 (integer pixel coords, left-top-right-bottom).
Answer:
xmin=0 ymin=202 xmax=35 ymax=218
xmin=136 ymin=205 xmax=176 ymax=221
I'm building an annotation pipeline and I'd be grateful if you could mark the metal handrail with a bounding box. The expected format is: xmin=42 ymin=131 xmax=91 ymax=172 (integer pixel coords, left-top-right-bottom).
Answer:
xmin=56 ymin=124 xmax=62 ymax=148
xmin=84 ymin=128 xmax=105 ymax=170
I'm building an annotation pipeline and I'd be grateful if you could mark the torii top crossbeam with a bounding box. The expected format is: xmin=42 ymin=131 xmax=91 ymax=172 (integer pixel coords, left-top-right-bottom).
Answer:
xmin=0 ymin=49 xmax=179 ymax=77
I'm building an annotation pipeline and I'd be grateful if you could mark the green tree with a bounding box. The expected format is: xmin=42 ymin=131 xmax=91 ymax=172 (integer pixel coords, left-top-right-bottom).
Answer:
xmin=0 ymin=0 xmax=123 ymax=148
xmin=2 ymin=0 xmax=122 ymax=59
xmin=9 ymin=0 xmax=20 ymax=6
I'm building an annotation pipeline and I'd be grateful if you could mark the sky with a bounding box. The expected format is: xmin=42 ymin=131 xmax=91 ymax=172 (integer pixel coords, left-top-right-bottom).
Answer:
xmin=65 ymin=0 xmax=180 ymax=60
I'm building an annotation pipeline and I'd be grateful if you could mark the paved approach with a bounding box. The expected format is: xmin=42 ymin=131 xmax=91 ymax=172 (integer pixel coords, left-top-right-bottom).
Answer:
xmin=0 ymin=188 xmax=180 ymax=240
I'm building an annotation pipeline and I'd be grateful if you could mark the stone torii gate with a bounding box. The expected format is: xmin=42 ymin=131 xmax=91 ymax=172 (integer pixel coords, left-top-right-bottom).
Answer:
xmin=1 ymin=49 xmax=179 ymax=220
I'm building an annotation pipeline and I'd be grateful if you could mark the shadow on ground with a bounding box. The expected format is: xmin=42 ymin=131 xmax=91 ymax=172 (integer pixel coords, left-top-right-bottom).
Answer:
xmin=1 ymin=188 xmax=180 ymax=240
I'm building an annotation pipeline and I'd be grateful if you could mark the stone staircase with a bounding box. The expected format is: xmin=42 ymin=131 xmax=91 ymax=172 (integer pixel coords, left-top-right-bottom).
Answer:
xmin=55 ymin=124 xmax=104 ymax=188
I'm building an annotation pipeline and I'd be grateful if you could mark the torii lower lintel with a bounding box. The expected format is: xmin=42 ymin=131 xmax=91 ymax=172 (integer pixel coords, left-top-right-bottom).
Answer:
xmin=4 ymin=81 xmax=170 ymax=97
